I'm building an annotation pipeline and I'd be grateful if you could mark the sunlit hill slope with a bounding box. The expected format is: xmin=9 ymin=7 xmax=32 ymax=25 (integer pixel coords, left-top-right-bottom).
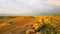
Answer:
xmin=0 ymin=15 xmax=60 ymax=34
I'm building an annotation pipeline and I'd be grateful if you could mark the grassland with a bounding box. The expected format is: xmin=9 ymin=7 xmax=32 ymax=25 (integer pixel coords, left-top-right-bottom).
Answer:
xmin=0 ymin=15 xmax=60 ymax=34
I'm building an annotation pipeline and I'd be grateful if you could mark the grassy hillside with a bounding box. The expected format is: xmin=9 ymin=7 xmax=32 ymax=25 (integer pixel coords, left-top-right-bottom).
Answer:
xmin=0 ymin=15 xmax=60 ymax=34
xmin=0 ymin=16 xmax=35 ymax=34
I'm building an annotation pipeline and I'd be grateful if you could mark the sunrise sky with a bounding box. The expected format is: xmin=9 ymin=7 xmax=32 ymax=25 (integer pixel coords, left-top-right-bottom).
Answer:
xmin=0 ymin=0 xmax=60 ymax=16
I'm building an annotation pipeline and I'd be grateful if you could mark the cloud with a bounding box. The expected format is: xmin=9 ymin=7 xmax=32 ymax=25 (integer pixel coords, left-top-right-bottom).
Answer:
xmin=0 ymin=0 xmax=60 ymax=15
xmin=48 ymin=0 xmax=60 ymax=6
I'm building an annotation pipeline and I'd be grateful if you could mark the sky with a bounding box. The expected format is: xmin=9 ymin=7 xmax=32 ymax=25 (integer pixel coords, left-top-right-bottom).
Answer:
xmin=0 ymin=0 xmax=60 ymax=16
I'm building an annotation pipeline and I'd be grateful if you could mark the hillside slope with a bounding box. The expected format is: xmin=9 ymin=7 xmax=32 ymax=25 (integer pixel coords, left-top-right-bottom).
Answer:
xmin=0 ymin=15 xmax=60 ymax=34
